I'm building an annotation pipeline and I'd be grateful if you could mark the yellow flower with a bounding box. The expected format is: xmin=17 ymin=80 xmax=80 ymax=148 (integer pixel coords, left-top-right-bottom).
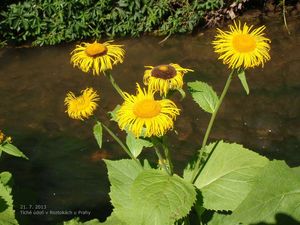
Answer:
xmin=0 ymin=130 xmax=12 ymax=144
xmin=70 ymin=41 xmax=125 ymax=75
xmin=64 ymin=88 xmax=100 ymax=120
xmin=212 ymin=21 xmax=271 ymax=69
xmin=143 ymin=64 xmax=193 ymax=96
xmin=0 ymin=130 xmax=5 ymax=143
xmin=116 ymin=84 xmax=180 ymax=137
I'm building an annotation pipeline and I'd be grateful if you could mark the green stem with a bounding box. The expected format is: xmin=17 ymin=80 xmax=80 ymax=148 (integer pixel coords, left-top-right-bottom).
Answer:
xmin=190 ymin=69 xmax=235 ymax=183
xmin=201 ymin=69 xmax=234 ymax=149
xmin=162 ymin=137 xmax=173 ymax=175
xmin=104 ymin=71 xmax=125 ymax=99
xmin=154 ymin=145 xmax=171 ymax=176
xmin=102 ymin=123 xmax=141 ymax=167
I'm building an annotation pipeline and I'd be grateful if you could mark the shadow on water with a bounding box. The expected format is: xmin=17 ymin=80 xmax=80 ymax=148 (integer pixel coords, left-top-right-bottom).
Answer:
xmin=1 ymin=131 xmax=114 ymax=224
xmin=0 ymin=17 xmax=299 ymax=224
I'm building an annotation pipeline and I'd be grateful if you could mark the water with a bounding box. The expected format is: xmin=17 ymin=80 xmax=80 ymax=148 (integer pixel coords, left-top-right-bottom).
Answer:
xmin=0 ymin=17 xmax=299 ymax=224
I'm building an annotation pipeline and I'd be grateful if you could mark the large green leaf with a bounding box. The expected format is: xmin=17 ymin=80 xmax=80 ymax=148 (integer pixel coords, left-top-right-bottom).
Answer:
xmin=63 ymin=218 xmax=101 ymax=225
xmin=100 ymin=212 xmax=127 ymax=225
xmin=293 ymin=166 xmax=300 ymax=176
xmin=191 ymin=141 xmax=269 ymax=211
xmin=209 ymin=160 xmax=300 ymax=225
xmin=104 ymin=159 xmax=143 ymax=212
xmin=93 ymin=121 xmax=103 ymax=149
xmin=187 ymin=81 xmax=219 ymax=114
xmin=126 ymin=132 xmax=153 ymax=158
xmin=183 ymin=143 xmax=216 ymax=183
xmin=0 ymin=171 xmax=18 ymax=225
xmin=0 ymin=143 xmax=28 ymax=159
xmin=121 ymin=169 xmax=196 ymax=225
xmin=62 ymin=213 xmax=126 ymax=225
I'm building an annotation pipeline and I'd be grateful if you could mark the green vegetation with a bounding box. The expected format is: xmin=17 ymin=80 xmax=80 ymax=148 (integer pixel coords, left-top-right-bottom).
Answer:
xmin=0 ymin=131 xmax=28 ymax=225
xmin=0 ymin=0 xmax=231 ymax=46
xmin=1 ymin=0 xmax=298 ymax=46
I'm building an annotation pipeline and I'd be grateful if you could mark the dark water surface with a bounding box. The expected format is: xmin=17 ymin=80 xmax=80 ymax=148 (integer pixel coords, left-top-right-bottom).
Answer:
xmin=0 ymin=18 xmax=299 ymax=225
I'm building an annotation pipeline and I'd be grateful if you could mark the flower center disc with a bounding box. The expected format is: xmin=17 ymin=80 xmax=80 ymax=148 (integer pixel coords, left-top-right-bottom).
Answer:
xmin=133 ymin=99 xmax=161 ymax=118
xmin=74 ymin=97 xmax=89 ymax=110
xmin=85 ymin=43 xmax=108 ymax=57
xmin=151 ymin=65 xmax=176 ymax=79
xmin=232 ymin=34 xmax=256 ymax=53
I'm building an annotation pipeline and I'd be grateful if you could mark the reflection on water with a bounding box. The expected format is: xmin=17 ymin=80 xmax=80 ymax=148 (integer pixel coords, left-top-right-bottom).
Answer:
xmin=0 ymin=18 xmax=299 ymax=224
